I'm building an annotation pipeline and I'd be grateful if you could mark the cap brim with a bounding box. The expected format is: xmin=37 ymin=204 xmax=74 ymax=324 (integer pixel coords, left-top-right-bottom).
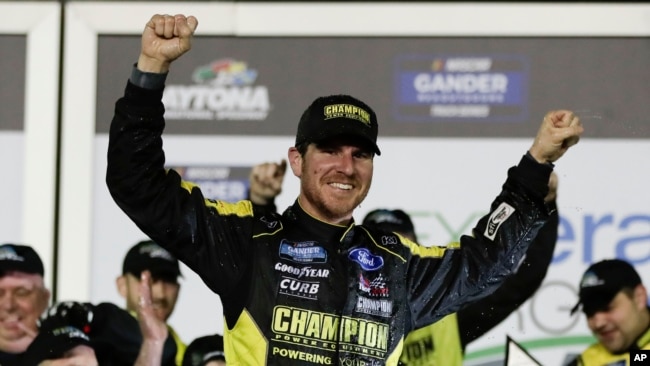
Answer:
xmin=313 ymin=132 xmax=381 ymax=156
xmin=126 ymin=268 xmax=181 ymax=281
xmin=571 ymin=289 xmax=617 ymax=316
xmin=569 ymin=300 xmax=581 ymax=315
xmin=303 ymin=118 xmax=380 ymax=155
xmin=149 ymin=269 xmax=182 ymax=282
xmin=0 ymin=263 xmax=43 ymax=276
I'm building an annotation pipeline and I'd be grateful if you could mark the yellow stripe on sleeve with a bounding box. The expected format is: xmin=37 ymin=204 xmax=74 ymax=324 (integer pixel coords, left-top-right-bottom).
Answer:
xmin=204 ymin=199 xmax=255 ymax=217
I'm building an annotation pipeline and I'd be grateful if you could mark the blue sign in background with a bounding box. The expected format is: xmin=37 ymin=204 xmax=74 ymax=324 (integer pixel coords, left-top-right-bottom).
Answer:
xmin=394 ymin=55 xmax=529 ymax=123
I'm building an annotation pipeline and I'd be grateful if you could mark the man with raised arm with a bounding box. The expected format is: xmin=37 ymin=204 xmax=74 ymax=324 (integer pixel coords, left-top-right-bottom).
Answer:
xmin=106 ymin=14 xmax=583 ymax=365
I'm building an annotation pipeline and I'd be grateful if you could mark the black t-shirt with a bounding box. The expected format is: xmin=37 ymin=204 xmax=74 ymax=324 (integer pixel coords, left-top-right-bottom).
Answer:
xmin=88 ymin=302 xmax=177 ymax=366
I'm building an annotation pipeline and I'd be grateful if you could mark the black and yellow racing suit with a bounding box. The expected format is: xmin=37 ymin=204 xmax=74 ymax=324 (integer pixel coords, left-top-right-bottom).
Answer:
xmin=106 ymin=80 xmax=554 ymax=365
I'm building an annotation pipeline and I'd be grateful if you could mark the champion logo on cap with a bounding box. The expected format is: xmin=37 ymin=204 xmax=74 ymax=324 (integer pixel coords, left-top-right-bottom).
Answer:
xmin=323 ymin=104 xmax=371 ymax=126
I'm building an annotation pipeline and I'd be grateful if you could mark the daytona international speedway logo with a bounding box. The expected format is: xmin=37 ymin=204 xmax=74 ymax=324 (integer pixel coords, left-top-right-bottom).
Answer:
xmin=162 ymin=58 xmax=270 ymax=121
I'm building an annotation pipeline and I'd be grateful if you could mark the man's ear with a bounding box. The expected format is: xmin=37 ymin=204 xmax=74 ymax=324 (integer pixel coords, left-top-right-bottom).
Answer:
xmin=634 ymin=284 xmax=647 ymax=309
xmin=38 ymin=288 xmax=51 ymax=313
xmin=116 ymin=275 xmax=128 ymax=299
xmin=288 ymin=147 xmax=303 ymax=178
xmin=43 ymin=288 xmax=51 ymax=304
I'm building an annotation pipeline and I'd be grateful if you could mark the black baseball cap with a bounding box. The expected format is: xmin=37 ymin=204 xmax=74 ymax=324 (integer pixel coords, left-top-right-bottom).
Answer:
xmin=295 ymin=94 xmax=381 ymax=155
xmin=363 ymin=209 xmax=416 ymax=241
xmin=570 ymin=259 xmax=642 ymax=316
xmin=122 ymin=240 xmax=181 ymax=282
xmin=0 ymin=243 xmax=44 ymax=277
xmin=182 ymin=334 xmax=226 ymax=366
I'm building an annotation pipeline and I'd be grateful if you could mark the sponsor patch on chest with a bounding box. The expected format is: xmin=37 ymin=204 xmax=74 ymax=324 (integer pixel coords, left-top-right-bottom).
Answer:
xmin=348 ymin=248 xmax=384 ymax=271
xmin=278 ymin=276 xmax=320 ymax=300
xmin=279 ymin=239 xmax=328 ymax=263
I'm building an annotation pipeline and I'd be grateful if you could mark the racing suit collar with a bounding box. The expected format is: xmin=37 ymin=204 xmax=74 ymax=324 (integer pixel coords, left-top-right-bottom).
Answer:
xmin=283 ymin=200 xmax=356 ymax=249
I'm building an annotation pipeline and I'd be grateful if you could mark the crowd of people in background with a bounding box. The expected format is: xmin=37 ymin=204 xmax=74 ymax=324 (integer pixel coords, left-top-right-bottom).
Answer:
xmin=2 ymin=11 xmax=648 ymax=366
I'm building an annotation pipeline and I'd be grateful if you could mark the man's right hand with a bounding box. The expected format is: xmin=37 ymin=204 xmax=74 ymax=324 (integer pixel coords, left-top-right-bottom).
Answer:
xmin=137 ymin=14 xmax=199 ymax=74
xmin=137 ymin=270 xmax=168 ymax=343
xmin=249 ymin=160 xmax=287 ymax=206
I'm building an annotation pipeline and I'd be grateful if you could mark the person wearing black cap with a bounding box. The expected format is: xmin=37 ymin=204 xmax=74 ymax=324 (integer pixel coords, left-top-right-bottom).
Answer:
xmin=567 ymin=259 xmax=650 ymax=365
xmin=116 ymin=239 xmax=186 ymax=365
xmin=362 ymin=173 xmax=560 ymax=365
xmin=117 ymin=240 xmax=183 ymax=335
xmin=105 ymin=13 xmax=583 ymax=365
xmin=0 ymin=243 xmax=98 ymax=365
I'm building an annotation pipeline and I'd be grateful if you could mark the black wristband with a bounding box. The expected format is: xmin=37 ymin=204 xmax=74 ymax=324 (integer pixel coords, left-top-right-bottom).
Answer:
xmin=130 ymin=63 xmax=167 ymax=90
xmin=525 ymin=151 xmax=554 ymax=168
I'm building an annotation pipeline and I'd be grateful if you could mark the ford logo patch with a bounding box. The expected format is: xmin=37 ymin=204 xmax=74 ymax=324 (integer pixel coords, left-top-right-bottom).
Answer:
xmin=349 ymin=248 xmax=384 ymax=271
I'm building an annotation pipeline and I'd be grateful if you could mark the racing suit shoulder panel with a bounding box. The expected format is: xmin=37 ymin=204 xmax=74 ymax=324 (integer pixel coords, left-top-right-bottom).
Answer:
xmin=401 ymin=238 xmax=460 ymax=258
xmin=204 ymin=198 xmax=255 ymax=217
xmin=359 ymin=225 xmax=450 ymax=261
xmin=251 ymin=211 xmax=284 ymax=238
xmin=357 ymin=226 xmax=410 ymax=263
xmin=360 ymin=224 xmax=461 ymax=260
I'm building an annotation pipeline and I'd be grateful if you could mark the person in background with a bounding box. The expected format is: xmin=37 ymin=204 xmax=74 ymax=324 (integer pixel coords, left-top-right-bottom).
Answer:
xmin=567 ymin=259 xmax=650 ymax=365
xmin=116 ymin=239 xmax=186 ymax=364
xmin=136 ymin=270 xmax=226 ymax=366
xmin=135 ymin=270 xmax=168 ymax=366
xmin=0 ymin=243 xmax=97 ymax=365
xmin=105 ymin=13 xmax=582 ymax=365
xmin=30 ymin=239 xmax=185 ymax=365
xmin=87 ymin=239 xmax=186 ymax=365
xmin=362 ymin=174 xmax=560 ymax=365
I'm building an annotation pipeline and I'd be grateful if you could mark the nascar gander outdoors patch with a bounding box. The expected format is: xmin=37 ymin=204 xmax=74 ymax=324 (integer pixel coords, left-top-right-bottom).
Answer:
xmin=279 ymin=240 xmax=327 ymax=264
